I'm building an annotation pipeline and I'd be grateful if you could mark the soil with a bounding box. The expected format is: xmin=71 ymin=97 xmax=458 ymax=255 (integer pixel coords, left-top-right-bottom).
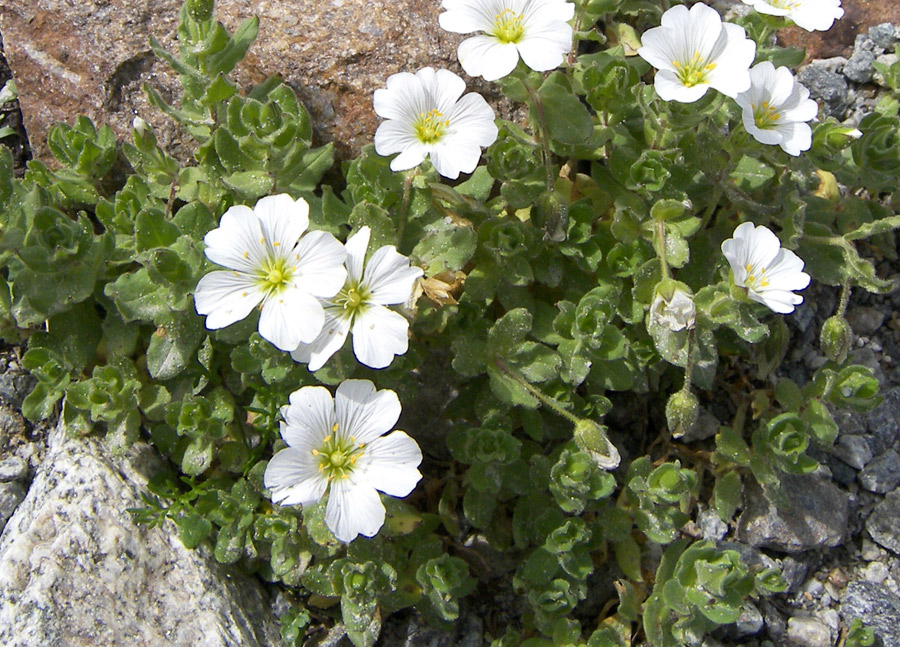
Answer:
xmin=778 ymin=0 xmax=900 ymax=61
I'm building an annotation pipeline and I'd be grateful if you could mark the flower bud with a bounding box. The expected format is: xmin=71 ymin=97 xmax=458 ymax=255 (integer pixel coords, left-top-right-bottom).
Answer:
xmin=820 ymin=314 xmax=853 ymax=364
xmin=650 ymin=279 xmax=696 ymax=332
xmin=186 ymin=0 xmax=214 ymax=22
xmin=666 ymin=389 xmax=699 ymax=439
xmin=825 ymin=126 xmax=862 ymax=149
xmin=573 ymin=420 xmax=620 ymax=470
xmin=132 ymin=116 xmax=148 ymax=134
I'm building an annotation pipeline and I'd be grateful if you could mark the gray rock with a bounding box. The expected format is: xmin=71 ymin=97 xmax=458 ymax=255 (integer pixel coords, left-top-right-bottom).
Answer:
xmin=736 ymin=473 xmax=849 ymax=553
xmin=681 ymin=408 xmax=719 ymax=443
xmin=0 ymin=372 xmax=35 ymax=409
xmin=0 ymin=421 xmax=284 ymax=647
xmin=865 ymin=387 xmax=900 ymax=456
xmin=840 ymin=581 xmax=900 ymax=646
xmin=0 ymin=481 xmax=26 ymax=532
xmin=0 ymin=455 xmax=28 ymax=482
xmin=786 ymin=616 xmax=832 ymax=647
xmin=866 ymin=489 xmax=900 ymax=554
xmin=844 ymin=35 xmax=881 ymax=84
xmin=868 ymin=23 xmax=899 ymax=50
xmin=798 ymin=58 xmax=851 ymax=119
xmin=833 ymin=434 xmax=874 ymax=470
xmin=698 ymin=508 xmax=728 ymax=541
xmin=735 ymin=601 xmax=764 ymax=637
xmin=846 ymin=306 xmax=886 ymax=337
xmin=859 ymin=449 xmax=900 ymax=494
xmin=378 ymin=608 xmax=483 ymax=647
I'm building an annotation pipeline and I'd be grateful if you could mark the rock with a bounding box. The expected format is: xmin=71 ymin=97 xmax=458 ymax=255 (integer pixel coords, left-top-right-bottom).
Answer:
xmin=866 ymin=489 xmax=900 ymax=554
xmin=798 ymin=58 xmax=851 ymax=119
xmin=833 ymin=434 xmax=874 ymax=470
xmin=843 ymin=35 xmax=881 ymax=84
xmin=734 ymin=601 xmax=764 ymax=637
xmin=0 ymin=455 xmax=28 ymax=482
xmin=840 ymin=581 xmax=900 ymax=647
xmin=377 ymin=608 xmax=483 ymax=647
xmin=0 ymin=480 xmax=26 ymax=532
xmin=0 ymin=371 xmax=35 ymax=408
xmin=864 ymin=387 xmax=900 ymax=456
xmin=786 ymin=616 xmax=832 ymax=647
xmin=864 ymin=561 xmax=890 ymax=585
xmin=846 ymin=307 xmax=886 ymax=337
xmin=681 ymin=408 xmax=719 ymax=443
xmin=858 ymin=449 xmax=900 ymax=494
xmin=697 ymin=508 xmax=728 ymax=542
xmin=0 ymin=421 xmax=284 ymax=647
xmin=868 ymin=23 xmax=899 ymax=50
xmin=736 ymin=473 xmax=849 ymax=553
xmin=0 ymin=0 xmax=481 ymax=162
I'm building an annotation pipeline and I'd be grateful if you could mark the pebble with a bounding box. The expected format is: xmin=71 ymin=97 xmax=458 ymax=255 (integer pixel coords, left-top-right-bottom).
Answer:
xmin=865 ymin=490 xmax=900 ymax=554
xmin=0 ymin=481 xmax=26 ymax=533
xmin=735 ymin=601 xmax=764 ymax=636
xmin=840 ymin=581 xmax=900 ymax=646
xmin=798 ymin=57 xmax=851 ymax=118
xmin=846 ymin=306 xmax=886 ymax=337
xmin=833 ymin=434 xmax=873 ymax=470
xmin=858 ymin=449 xmax=900 ymax=493
xmin=697 ymin=508 xmax=728 ymax=541
xmin=861 ymin=538 xmax=886 ymax=561
xmin=0 ymin=456 xmax=27 ymax=482
xmin=868 ymin=23 xmax=899 ymax=50
xmin=863 ymin=387 xmax=900 ymax=456
xmin=786 ymin=616 xmax=832 ymax=647
xmin=864 ymin=561 xmax=890 ymax=585
xmin=844 ymin=34 xmax=880 ymax=84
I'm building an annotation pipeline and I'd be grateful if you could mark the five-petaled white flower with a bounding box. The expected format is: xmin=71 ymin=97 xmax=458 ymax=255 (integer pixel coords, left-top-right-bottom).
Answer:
xmin=438 ymin=0 xmax=575 ymax=81
xmin=741 ymin=0 xmax=843 ymax=32
xmin=721 ymin=222 xmax=811 ymax=314
xmin=292 ymin=227 xmax=423 ymax=371
xmin=264 ymin=380 xmax=423 ymax=543
xmin=374 ymin=67 xmax=498 ymax=179
xmin=194 ymin=194 xmax=347 ymax=351
xmin=638 ymin=2 xmax=756 ymax=103
xmin=735 ymin=62 xmax=818 ymax=156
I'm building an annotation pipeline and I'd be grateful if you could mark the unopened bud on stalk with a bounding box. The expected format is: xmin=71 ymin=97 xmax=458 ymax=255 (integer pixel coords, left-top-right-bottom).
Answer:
xmin=573 ymin=420 xmax=620 ymax=470
xmin=666 ymin=389 xmax=699 ymax=439
xmin=825 ymin=126 xmax=862 ymax=149
xmin=650 ymin=279 xmax=696 ymax=332
xmin=186 ymin=0 xmax=214 ymax=22
xmin=820 ymin=314 xmax=853 ymax=364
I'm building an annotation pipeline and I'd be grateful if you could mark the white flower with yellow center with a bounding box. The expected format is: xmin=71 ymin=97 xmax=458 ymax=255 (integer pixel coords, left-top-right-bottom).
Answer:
xmin=741 ymin=0 xmax=843 ymax=32
xmin=264 ymin=380 xmax=423 ymax=543
xmin=721 ymin=222 xmax=811 ymax=314
xmin=735 ymin=62 xmax=818 ymax=156
xmin=194 ymin=194 xmax=347 ymax=351
xmin=374 ymin=67 xmax=498 ymax=179
xmin=292 ymin=226 xmax=423 ymax=371
xmin=638 ymin=2 xmax=756 ymax=103
xmin=438 ymin=0 xmax=575 ymax=81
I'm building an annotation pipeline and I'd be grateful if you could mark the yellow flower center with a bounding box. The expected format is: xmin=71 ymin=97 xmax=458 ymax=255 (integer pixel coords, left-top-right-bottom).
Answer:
xmin=312 ymin=424 xmax=365 ymax=481
xmin=258 ymin=255 xmax=295 ymax=294
xmin=413 ymin=109 xmax=449 ymax=144
xmin=753 ymin=100 xmax=781 ymax=130
xmin=334 ymin=281 xmax=371 ymax=317
xmin=744 ymin=263 xmax=771 ymax=290
xmin=492 ymin=8 xmax=525 ymax=43
xmin=672 ymin=51 xmax=716 ymax=87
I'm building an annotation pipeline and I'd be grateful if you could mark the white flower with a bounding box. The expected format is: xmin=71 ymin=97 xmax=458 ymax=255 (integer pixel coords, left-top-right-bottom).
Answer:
xmin=438 ymin=0 xmax=575 ymax=81
xmin=638 ymin=2 xmax=756 ymax=103
xmin=374 ymin=67 xmax=498 ymax=179
xmin=264 ymin=380 xmax=423 ymax=543
xmin=735 ymin=62 xmax=818 ymax=156
xmin=741 ymin=0 xmax=843 ymax=32
xmin=721 ymin=222 xmax=811 ymax=314
xmin=650 ymin=284 xmax=696 ymax=332
xmin=194 ymin=194 xmax=347 ymax=351
xmin=292 ymin=227 xmax=423 ymax=371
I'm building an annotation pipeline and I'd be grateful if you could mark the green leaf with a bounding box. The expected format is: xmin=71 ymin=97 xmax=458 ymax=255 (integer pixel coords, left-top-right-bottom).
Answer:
xmin=539 ymin=73 xmax=594 ymax=146
xmin=222 ymin=170 xmax=274 ymax=198
xmin=146 ymin=311 xmax=204 ymax=380
xmin=135 ymin=209 xmax=179 ymax=251
xmin=175 ymin=510 xmax=213 ymax=548
xmin=713 ymin=471 xmax=742 ymax=522
xmin=614 ymin=535 xmax=643 ymax=582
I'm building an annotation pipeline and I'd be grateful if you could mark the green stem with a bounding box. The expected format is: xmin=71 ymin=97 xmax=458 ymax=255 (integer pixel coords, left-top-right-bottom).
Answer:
xmin=522 ymin=77 xmax=555 ymax=193
xmin=682 ymin=327 xmax=695 ymax=393
xmin=837 ymin=281 xmax=852 ymax=317
xmin=494 ymin=357 xmax=579 ymax=425
xmin=398 ymin=169 xmax=416 ymax=245
xmin=656 ymin=218 xmax=670 ymax=280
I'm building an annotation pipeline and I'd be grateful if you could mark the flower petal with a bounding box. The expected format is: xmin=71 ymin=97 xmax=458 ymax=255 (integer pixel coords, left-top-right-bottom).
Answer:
xmin=281 ymin=385 xmax=335 ymax=446
xmin=325 ymin=478 xmax=386 ymax=542
xmin=291 ymin=306 xmax=352 ymax=371
xmin=335 ymin=379 xmax=402 ymax=444
xmin=258 ymin=287 xmax=325 ymax=350
xmin=364 ymin=246 xmax=424 ymax=305
xmin=458 ymin=36 xmax=520 ymax=81
xmin=356 ymin=431 xmax=423 ymax=497
xmin=194 ymin=270 xmax=263 ymax=329
xmin=254 ymin=194 xmax=310 ymax=256
xmin=203 ymin=205 xmax=266 ymax=273
xmin=345 ymin=227 xmax=371 ymax=283
xmin=293 ymin=230 xmax=348 ymax=298
xmin=352 ymin=306 xmax=410 ymax=369
xmin=265 ymin=447 xmax=327 ymax=507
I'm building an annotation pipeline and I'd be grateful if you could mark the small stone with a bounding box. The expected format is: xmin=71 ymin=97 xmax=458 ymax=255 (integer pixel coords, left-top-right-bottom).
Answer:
xmin=798 ymin=58 xmax=850 ymax=118
xmin=869 ymin=23 xmax=898 ymax=50
xmin=680 ymin=408 xmax=719 ymax=443
xmin=864 ymin=561 xmax=890 ymax=585
xmin=840 ymin=581 xmax=900 ymax=646
xmin=846 ymin=307 xmax=886 ymax=337
xmin=859 ymin=449 xmax=900 ymax=493
xmin=698 ymin=508 xmax=728 ymax=541
xmin=866 ymin=489 xmax=900 ymax=553
xmin=833 ymin=435 xmax=874 ymax=470
xmin=0 ymin=481 xmax=26 ymax=532
xmin=862 ymin=538 xmax=886 ymax=561
xmin=737 ymin=473 xmax=849 ymax=553
xmin=735 ymin=601 xmax=764 ymax=636
xmin=820 ymin=608 xmax=840 ymax=634
xmin=865 ymin=387 xmax=900 ymax=456
xmin=0 ymin=456 xmax=27 ymax=482
xmin=780 ymin=556 xmax=811 ymax=593
xmin=786 ymin=616 xmax=832 ymax=647
xmin=844 ymin=35 xmax=881 ymax=84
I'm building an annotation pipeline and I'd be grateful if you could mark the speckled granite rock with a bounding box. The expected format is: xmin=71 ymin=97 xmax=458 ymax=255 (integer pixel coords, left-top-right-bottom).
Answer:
xmin=0 ymin=0 xmax=470 ymax=161
xmin=0 ymin=421 xmax=283 ymax=647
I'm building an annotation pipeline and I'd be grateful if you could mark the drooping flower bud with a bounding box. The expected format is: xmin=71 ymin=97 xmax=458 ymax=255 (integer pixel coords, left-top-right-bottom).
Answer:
xmin=650 ymin=279 xmax=696 ymax=332
xmin=820 ymin=314 xmax=853 ymax=364
xmin=666 ymin=389 xmax=699 ymax=439
xmin=573 ymin=420 xmax=620 ymax=470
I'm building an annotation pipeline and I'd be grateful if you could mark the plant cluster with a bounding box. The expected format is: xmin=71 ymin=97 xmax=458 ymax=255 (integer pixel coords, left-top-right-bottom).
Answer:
xmin=0 ymin=0 xmax=896 ymax=645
